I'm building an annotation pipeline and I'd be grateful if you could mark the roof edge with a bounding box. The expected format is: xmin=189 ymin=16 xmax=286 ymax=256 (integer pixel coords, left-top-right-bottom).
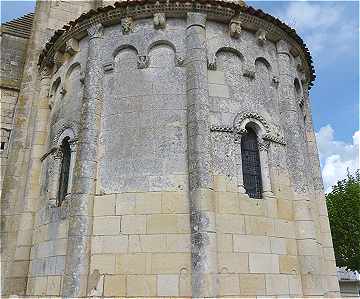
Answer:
xmin=38 ymin=1 xmax=315 ymax=87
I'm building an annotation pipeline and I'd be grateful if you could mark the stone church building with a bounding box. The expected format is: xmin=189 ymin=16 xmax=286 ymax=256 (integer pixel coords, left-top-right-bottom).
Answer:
xmin=1 ymin=0 xmax=340 ymax=297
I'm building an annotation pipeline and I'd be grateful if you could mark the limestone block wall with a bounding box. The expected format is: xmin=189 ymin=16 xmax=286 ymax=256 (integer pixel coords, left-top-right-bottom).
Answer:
xmin=25 ymin=38 xmax=89 ymax=296
xmin=1 ymin=1 xmax=93 ymax=295
xmin=206 ymin=22 xmax=302 ymax=297
xmin=0 ymin=33 xmax=29 ymax=194
xmin=3 ymin=1 xmax=340 ymax=297
xmin=91 ymin=20 xmax=192 ymax=297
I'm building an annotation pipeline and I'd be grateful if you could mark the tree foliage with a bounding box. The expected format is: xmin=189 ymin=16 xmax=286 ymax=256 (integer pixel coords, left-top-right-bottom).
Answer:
xmin=326 ymin=170 xmax=360 ymax=272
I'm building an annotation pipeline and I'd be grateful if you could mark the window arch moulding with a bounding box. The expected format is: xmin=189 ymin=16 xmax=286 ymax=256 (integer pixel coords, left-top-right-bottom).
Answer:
xmin=41 ymin=127 xmax=78 ymax=207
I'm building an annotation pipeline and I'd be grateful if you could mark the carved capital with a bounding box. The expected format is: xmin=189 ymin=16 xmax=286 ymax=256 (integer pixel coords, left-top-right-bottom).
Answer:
xmin=243 ymin=69 xmax=255 ymax=79
xmin=54 ymin=147 xmax=63 ymax=159
xmin=122 ymin=17 xmax=133 ymax=34
xmin=87 ymin=23 xmax=103 ymax=39
xmin=154 ymin=13 xmax=166 ymax=29
xmin=80 ymin=71 xmax=85 ymax=84
xmin=298 ymin=96 xmax=304 ymax=107
xmin=229 ymin=18 xmax=241 ymax=38
xmin=256 ymin=28 xmax=267 ymax=46
xmin=187 ymin=12 xmax=206 ymax=28
xmin=137 ymin=55 xmax=149 ymax=69
xmin=103 ymin=61 xmax=114 ymax=73
xmin=175 ymin=55 xmax=184 ymax=67
xmin=65 ymin=38 xmax=80 ymax=55
xmin=60 ymin=86 xmax=67 ymax=96
xmin=272 ymin=76 xmax=280 ymax=87
xmin=69 ymin=140 xmax=77 ymax=152
xmin=207 ymin=55 xmax=216 ymax=70
xmin=40 ymin=67 xmax=52 ymax=80
xmin=258 ymin=140 xmax=270 ymax=152
xmin=276 ymin=39 xmax=290 ymax=55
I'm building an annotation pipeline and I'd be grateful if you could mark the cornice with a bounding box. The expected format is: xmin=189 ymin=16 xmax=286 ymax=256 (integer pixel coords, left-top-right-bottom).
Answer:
xmin=38 ymin=0 xmax=315 ymax=88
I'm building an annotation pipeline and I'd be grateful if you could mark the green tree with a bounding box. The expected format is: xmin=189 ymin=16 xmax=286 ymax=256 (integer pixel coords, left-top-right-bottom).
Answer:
xmin=326 ymin=170 xmax=360 ymax=272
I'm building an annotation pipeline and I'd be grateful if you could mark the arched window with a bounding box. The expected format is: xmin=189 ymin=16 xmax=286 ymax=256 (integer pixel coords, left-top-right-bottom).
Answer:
xmin=57 ymin=137 xmax=71 ymax=206
xmin=241 ymin=127 xmax=262 ymax=199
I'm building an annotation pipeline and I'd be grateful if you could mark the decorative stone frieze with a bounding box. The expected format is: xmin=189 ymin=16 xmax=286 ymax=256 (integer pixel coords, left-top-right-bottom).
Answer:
xmin=234 ymin=112 xmax=270 ymax=134
xmin=137 ymin=55 xmax=150 ymax=69
xmin=258 ymin=140 xmax=271 ymax=151
xmin=256 ymin=28 xmax=267 ymax=46
xmin=263 ymin=134 xmax=286 ymax=146
xmin=210 ymin=125 xmax=233 ymax=133
xmin=1 ymin=0 xmax=336 ymax=297
xmin=122 ymin=17 xmax=134 ymax=34
xmin=229 ymin=18 xmax=242 ymax=38
xmin=153 ymin=13 xmax=166 ymax=29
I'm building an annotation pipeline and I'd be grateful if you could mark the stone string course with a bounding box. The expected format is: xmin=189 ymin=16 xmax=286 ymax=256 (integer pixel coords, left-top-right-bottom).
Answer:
xmin=1 ymin=0 xmax=338 ymax=297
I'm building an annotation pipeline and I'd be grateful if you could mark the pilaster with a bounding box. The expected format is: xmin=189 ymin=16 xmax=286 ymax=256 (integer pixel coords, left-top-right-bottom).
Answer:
xmin=62 ymin=22 xmax=104 ymax=297
xmin=185 ymin=12 xmax=218 ymax=297
xmin=276 ymin=39 xmax=323 ymax=296
xmin=302 ymin=84 xmax=340 ymax=296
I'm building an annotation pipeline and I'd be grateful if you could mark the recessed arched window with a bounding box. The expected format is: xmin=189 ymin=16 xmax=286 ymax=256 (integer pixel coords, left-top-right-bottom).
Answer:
xmin=241 ymin=127 xmax=262 ymax=199
xmin=57 ymin=137 xmax=71 ymax=206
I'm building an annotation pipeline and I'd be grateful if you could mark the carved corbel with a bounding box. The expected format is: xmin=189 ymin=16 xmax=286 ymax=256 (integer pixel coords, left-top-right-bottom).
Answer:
xmin=207 ymin=55 xmax=216 ymax=70
xmin=229 ymin=18 xmax=242 ymax=39
xmin=154 ymin=13 xmax=166 ymax=29
xmin=65 ymin=38 xmax=80 ymax=56
xmin=297 ymin=63 xmax=305 ymax=73
xmin=256 ymin=28 xmax=267 ymax=46
xmin=122 ymin=17 xmax=134 ymax=34
xmin=87 ymin=23 xmax=103 ymax=39
xmin=137 ymin=55 xmax=150 ymax=69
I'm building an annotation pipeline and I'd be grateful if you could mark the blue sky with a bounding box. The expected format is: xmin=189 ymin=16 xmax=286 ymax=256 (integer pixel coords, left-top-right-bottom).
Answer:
xmin=1 ymin=0 xmax=359 ymax=191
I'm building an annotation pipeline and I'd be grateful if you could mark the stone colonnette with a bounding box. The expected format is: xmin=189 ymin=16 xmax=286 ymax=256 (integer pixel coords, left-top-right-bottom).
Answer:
xmin=1 ymin=0 xmax=339 ymax=297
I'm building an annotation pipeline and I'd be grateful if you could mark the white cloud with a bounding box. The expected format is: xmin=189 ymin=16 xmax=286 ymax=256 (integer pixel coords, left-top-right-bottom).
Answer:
xmin=272 ymin=2 xmax=357 ymax=58
xmin=316 ymin=125 xmax=359 ymax=193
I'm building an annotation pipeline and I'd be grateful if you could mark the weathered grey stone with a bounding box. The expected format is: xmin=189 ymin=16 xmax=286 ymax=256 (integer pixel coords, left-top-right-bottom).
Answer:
xmin=1 ymin=1 xmax=339 ymax=298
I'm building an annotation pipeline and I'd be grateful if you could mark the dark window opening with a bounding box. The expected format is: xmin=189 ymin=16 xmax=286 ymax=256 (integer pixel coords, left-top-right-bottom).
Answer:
xmin=241 ymin=127 xmax=262 ymax=199
xmin=0 ymin=142 xmax=5 ymax=150
xmin=57 ymin=137 xmax=71 ymax=206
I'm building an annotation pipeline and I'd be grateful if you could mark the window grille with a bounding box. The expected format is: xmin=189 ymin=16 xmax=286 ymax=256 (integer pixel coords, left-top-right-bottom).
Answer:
xmin=241 ymin=128 xmax=262 ymax=199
